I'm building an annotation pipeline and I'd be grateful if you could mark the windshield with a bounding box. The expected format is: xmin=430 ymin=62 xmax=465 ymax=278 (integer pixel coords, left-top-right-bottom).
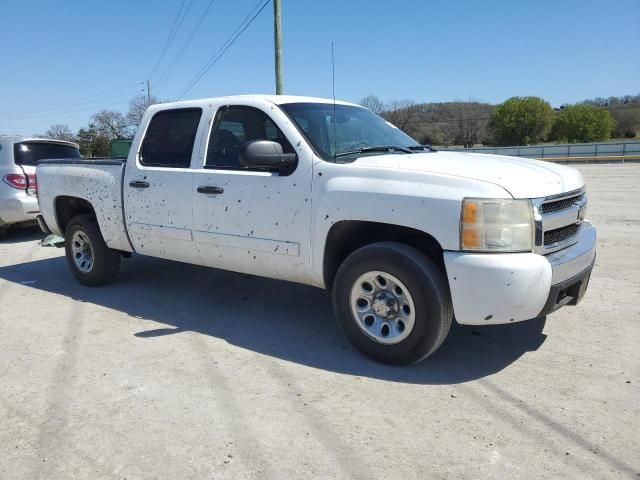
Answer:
xmin=13 ymin=141 xmax=81 ymax=166
xmin=279 ymin=102 xmax=419 ymax=160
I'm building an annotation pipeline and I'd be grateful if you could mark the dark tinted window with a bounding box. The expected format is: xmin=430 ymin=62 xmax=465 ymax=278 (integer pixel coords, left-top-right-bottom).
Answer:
xmin=14 ymin=142 xmax=80 ymax=166
xmin=141 ymin=108 xmax=202 ymax=168
xmin=206 ymin=106 xmax=294 ymax=170
xmin=219 ymin=120 xmax=245 ymax=140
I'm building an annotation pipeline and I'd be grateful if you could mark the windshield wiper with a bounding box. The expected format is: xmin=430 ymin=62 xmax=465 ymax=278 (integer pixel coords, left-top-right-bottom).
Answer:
xmin=334 ymin=145 xmax=413 ymax=159
xmin=408 ymin=145 xmax=437 ymax=152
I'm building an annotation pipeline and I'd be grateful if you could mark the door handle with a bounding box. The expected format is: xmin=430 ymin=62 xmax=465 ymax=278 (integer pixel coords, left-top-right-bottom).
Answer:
xmin=197 ymin=186 xmax=224 ymax=195
xmin=129 ymin=180 xmax=150 ymax=189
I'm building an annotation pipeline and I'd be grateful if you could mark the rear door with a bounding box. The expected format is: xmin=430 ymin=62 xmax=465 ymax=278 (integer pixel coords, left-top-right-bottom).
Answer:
xmin=124 ymin=107 xmax=206 ymax=264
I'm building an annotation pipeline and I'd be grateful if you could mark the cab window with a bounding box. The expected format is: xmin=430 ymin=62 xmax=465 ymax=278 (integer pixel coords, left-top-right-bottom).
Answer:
xmin=140 ymin=108 xmax=202 ymax=168
xmin=205 ymin=106 xmax=294 ymax=170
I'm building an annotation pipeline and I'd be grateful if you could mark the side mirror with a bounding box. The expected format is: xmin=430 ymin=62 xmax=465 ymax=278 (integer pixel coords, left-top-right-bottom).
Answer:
xmin=238 ymin=140 xmax=297 ymax=171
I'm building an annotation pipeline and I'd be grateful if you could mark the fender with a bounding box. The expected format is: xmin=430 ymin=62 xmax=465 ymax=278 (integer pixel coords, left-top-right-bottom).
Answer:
xmin=310 ymin=160 xmax=512 ymax=287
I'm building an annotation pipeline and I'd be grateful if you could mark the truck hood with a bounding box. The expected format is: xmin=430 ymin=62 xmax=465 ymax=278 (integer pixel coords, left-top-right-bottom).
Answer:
xmin=353 ymin=151 xmax=584 ymax=198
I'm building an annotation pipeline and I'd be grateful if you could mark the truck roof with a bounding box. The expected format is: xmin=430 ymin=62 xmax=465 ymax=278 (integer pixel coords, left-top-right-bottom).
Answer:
xmin=150 ymin=94 xmax=362 ymax=112
xmin=227 ymin=94 xmax=360 ymax=106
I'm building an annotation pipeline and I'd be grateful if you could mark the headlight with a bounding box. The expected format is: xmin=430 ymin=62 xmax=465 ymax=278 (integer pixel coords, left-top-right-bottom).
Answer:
xmin=460 ymin=198 xmax=533 ymax=252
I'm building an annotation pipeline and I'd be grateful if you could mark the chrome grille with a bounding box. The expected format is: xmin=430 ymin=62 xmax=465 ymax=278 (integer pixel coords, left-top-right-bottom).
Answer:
xmin=533 ymin=188 xmax=586 ymax=254
xmin=541 ymin=193 xmax=585 ymax=214
xmin=544 ymin=223 xmax=581 ymax=246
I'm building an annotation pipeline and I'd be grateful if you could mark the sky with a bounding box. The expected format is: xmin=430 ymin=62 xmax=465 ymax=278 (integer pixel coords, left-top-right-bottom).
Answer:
xmin=0 ymin=0 xmax=638 ymax=136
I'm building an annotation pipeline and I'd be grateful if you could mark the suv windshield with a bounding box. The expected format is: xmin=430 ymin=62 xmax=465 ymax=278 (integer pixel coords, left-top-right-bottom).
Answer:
xmin=279 ymin=102 xmax=419 ymax=160
xmin=14 ymin=141 xmax=81 ymax=166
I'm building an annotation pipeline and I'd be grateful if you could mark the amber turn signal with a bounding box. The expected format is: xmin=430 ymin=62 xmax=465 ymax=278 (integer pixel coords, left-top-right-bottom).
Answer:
xmin=462 ymin=228 xmax=480 ymax=248
xmin=462 ymin=201 xmax=478 ymax=224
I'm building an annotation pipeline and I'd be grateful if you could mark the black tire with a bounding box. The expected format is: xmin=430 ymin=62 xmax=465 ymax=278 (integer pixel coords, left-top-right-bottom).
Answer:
xmin=0 ymin=226 xmax=7 ymax=241
xmin=332 ymin=242 xmax=453 ymax=365
xmin=65 ymin=214 xmax=121 ymax=286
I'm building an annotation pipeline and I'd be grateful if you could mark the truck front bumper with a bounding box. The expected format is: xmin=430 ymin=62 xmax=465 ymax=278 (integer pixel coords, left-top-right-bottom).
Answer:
xmin=443 ymin=221 xmax=596 ymax=325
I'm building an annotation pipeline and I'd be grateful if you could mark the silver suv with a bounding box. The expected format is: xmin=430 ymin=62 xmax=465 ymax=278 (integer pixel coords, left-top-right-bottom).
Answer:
xmin=0 ymin=136 xmax=80 ymax=239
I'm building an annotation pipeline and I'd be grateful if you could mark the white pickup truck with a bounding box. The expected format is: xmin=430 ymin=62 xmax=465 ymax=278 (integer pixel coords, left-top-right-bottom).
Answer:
xmin=36 ymin=95 xmax=596 ymax=365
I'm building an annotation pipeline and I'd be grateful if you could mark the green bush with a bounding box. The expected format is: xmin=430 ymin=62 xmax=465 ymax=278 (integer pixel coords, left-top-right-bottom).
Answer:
xmin=489 ymin=97 xmax=553 ymax=146
xmin=550 ymin=104 xmax=616 ymax=143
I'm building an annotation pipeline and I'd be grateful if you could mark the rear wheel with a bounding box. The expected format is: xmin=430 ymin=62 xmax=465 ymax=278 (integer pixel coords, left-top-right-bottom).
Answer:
xmin=65 ymin=214 xmax=121 ymax=286
xmin=332 ymin=242 xmax=452 ymax=365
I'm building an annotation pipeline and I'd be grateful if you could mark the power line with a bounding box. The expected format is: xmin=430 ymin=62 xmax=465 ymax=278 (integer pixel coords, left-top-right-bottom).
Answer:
xmin=155 ymin=0 xmax=218 ymax=91
xmin=147 ymin=0 xmax=189 ymax=80
xmin=0 ymin=90 xmax=144 ymax=121
xmin=0 ymin=98 xmax=136 ymax=123
xmin=0 ymin=100 xmax=139 ymax=130
xmin=176 ymin=0 xmax=270 ymax=100
xmin=176 ymin=0 xmax=269 ymax=100
xmin=0 ymin=83 xmax=144 ymax=118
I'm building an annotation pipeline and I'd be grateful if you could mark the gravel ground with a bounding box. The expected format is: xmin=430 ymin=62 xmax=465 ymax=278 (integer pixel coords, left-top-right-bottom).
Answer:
xmin=0 ymin=163 xmax=638 ymax=480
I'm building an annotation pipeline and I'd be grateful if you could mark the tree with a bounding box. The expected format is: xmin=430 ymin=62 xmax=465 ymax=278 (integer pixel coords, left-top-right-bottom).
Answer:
xmin=402 ymin=101 xmax=494 ymax=147
xmin=489 ymin=96 xmax=553 ymax=146
xmin=419 ymin=129 xmax=445 ymax=146
xmin=76 ymin=124 xmax=110 ymax=157
xmin=359 ymin=95 xmax=384 ymax=115
xmin=610 ymin=105 xmax=639 ymax=138
xmin=382 ymin=100 xmax=421 ymax=134
xmin=550 ymin=104 xmax=616 ymax=143
xmin=126 ymin=94 xmax=161 ymax=129
xmin=45 ymin=124 xmax=75 ymax=142
xmin=450 ymin=104 xmax=488 ymax=147
xmin=91 ymin=110 xmax=131 ymax=140
xmin=583 ymin=94 xmax=640 ymax=107
xmin=584 ymin=97 xmax=608 ymax=107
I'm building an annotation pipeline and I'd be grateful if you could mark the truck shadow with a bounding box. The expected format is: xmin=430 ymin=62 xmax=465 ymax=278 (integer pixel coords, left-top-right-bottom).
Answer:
xmin=0 ymin=254 xmax=547 ymax=384
xmin=0 ymin=225 xmax=43 ymax=244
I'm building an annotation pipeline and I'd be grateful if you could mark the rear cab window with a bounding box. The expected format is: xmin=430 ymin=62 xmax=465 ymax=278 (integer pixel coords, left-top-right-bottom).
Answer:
xmin=140 ymin=108 xmax=202 ymax=168
xmin=14 ymin=142 xmax=80 ymax=166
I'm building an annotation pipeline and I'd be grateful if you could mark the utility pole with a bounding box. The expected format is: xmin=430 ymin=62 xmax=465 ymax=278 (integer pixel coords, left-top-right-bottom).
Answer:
xmin=146 ymin=80 xmax=151 ymax=106
xmin=273 ymin=0 xmax=283 ymax=95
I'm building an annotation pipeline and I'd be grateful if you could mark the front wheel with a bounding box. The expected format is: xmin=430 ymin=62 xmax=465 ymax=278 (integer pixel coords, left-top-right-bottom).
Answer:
xmin=332 ymin=242 xmax=453 ymax=365
xmin=65 ymin=214 xmax=121 ymax=286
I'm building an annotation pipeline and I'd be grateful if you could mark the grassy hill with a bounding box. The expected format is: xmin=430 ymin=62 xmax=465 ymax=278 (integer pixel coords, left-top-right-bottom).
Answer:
xmin=369 ymin=94 xmax=640 ymax=147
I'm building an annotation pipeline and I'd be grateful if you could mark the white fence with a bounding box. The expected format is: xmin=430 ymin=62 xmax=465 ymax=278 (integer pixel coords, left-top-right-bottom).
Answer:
xmin=441 ymin=141 xmax=640 ymax=161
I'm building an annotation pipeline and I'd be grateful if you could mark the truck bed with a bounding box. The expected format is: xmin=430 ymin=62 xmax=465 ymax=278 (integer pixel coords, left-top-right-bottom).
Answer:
xmin=36 ymin=158 xmax=133 ymax=252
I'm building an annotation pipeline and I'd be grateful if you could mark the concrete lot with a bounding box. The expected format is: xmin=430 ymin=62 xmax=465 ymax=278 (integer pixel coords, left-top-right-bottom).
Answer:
xmin=0 ymin=164 xmax=638 ymax=479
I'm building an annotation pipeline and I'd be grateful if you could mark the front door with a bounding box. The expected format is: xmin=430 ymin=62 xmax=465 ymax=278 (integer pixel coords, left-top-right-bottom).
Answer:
xmin=192 ymin=103 xmax=313 ymax=284
xmin=124 ymin=107 xmax=205 ymax=265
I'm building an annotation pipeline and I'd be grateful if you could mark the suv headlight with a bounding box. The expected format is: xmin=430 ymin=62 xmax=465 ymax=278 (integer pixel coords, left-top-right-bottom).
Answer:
xmin=460 ymin=198 xmax=533 ymax=252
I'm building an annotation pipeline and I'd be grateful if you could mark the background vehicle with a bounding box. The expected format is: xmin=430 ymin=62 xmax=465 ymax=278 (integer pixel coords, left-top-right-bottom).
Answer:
xmin=0 ymin=136 xmax=80 ymax=239
xmin=35 ymin=95 xmax=596 ymax=365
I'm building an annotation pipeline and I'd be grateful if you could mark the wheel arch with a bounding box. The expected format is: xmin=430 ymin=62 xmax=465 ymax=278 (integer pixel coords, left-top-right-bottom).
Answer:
xmin=54 ymin=196 xmax=96 ymax=235
xmin=323 ymin=220 xmax=446 ymax=290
